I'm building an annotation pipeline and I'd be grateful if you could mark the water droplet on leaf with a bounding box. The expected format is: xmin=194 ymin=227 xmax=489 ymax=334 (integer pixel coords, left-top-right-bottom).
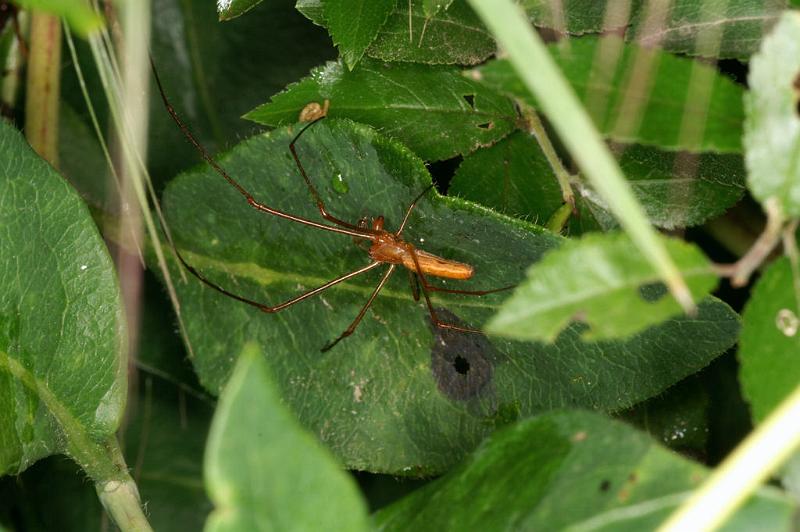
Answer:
xmin=331 ymin=172 xmax=349 ymax=194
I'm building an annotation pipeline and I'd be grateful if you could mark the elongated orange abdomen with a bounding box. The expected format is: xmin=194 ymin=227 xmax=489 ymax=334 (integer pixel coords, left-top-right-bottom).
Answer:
xmin=402 ymin=249 xmax=474 ymax=280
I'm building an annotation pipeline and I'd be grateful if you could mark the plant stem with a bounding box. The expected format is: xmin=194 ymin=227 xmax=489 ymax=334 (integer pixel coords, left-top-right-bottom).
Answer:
xmin=467 ymin=0 xmax=696 ymax=313
xmin=96 ymin=472 xmax=154 ymax=532
xmin=521 ymin=106 xmax=575 ymax=211
xmin=24 ymin=10 xmax=61 ymax=167
xmin=712 ymin=197 xmax=784 ymax=286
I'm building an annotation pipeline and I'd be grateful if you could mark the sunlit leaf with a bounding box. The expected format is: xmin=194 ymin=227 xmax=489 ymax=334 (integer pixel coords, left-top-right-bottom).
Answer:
xmin=161 ymin=119 xmax=739 ymax=473
xmin=0 ymin=121 xmax=126 ymax=477
xmin=374 ymin=410 xmax=795 ymax=530
xmin=205 ymin=344 xmax=369 ymax=531
xmin=245 ymin=58 xmax=516 ymax=161
xmin=744 ymin=12 xmax=800 ymax=216
xmin=486 ymin=232 xmax=718 ymax=342
xmin=472 ymin=36 xmax=745 ymax=153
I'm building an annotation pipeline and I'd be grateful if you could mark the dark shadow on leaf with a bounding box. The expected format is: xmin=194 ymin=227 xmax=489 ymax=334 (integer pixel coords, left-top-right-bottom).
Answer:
xmin=429 ymin=308 xmax=496 ymax=401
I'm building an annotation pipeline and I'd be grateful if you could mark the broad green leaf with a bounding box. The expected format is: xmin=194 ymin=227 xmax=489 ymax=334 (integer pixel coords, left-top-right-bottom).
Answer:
xmin=373 ymin=410 xmax=795 ymax=531
xmin=205 ymin=344 xmax=369 ymax=532
xmin=423 ymin=0 xmax=454 ymax=17
xmin=449 ymin=132 xmax=745 ymax=231
xmin=744 ymin=12 xmax=800 ymax=216
xmin=162 ymin=119 xmax=739 ymax=473
xmin=245 ymin=58 xmax=516 ymax=161
xmin=324 ymin=0 xmax=394 ymax=69
xmin=473 ymin=36 xmax=745 ymax=153
xmin=448 ymin=131 xmax=564 ymax=227
xmin=0 ymin=121 xmax=126 ymax=476
xmin=217 ymin=0 xmax=263 ymax=20
xmin=523 ymin=0 xmax=785 ymax=60
xmin=486 ymin=232 xmax=718 ymax=342
xmin=366 ymin=0 xmax=495 ymax=65
xmin=739 ymin=258 xmax=800 ymax=422
xmin=15 ymin=0 xmax=103 ymax=36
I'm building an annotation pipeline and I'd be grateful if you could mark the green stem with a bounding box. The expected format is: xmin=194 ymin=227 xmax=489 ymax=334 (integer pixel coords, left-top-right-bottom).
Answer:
xmin=96 ymin=451 xmax=154 ymax=532
xmin=467 ymin=0 xmax=696 ymax=313
xmin=0 ymin=350 xmax=151 ymax=530
xmin=521 ymin=106 xmax=575 ymax=211
xmin=24 ymin=10 xmax=61 ymax=167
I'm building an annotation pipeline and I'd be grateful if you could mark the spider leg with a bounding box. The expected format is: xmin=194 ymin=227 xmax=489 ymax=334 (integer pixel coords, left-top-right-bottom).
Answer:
xmin=173 ymin=243 xmax=382 ymax=313
xmin=424 ymin=284 xmax=515 ymax=296
xmin=150 ymin=56 xmax=373 ymax=241
xmin=408 ymin=269 xmax=420 ymax=302
xmin=407 ymin=249 xmax=486 ymax=335
xmin=290 ymin=119 xmax=363 ymax=231
xmin=396 ymin=184 xmax=435 ymax=235
xmin=322 ymin=265 xmax=396 ymax=352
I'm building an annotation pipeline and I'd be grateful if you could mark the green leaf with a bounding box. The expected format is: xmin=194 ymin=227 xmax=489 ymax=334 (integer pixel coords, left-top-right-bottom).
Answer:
xmin=523 ymin=0 xmax=784 ymax=60
xmin=744 ymin=12 xmax=800 ymax=217
xmin=449 ymin=132 xmax=746 ymax=231
xmin=448 ymin=131 xmax=564 ymax=226
xmin=217 ymin=0 xmax=263 ymax=20
xmin=472 ymin=36 xmax=745 ymax=153
xmin=366 ymin=0 xmax=495 ymax=65
xmin=162 ymin=119 xmax=739 ymax=473
xmin=423 ymin=0 xmax=454 ymax=17
xmin=205 ymin=344 xmax=369 ymax=531
xmin=15 ymin=0 xmax=103 ymax=36
xmin=739 ymin=258 xmax=800 ymax=423
xmin=245 ymin=58 xmax=516 ymax=161
xmin=486 ymin=232 xmax=718 ymax=342
xmin=373 ymin=410 xmax=796 ymax=531
xmin=0 ymin=121 xmax=126 ymax=476
xmin=324 ymin=0 xmax=394 ymax=69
